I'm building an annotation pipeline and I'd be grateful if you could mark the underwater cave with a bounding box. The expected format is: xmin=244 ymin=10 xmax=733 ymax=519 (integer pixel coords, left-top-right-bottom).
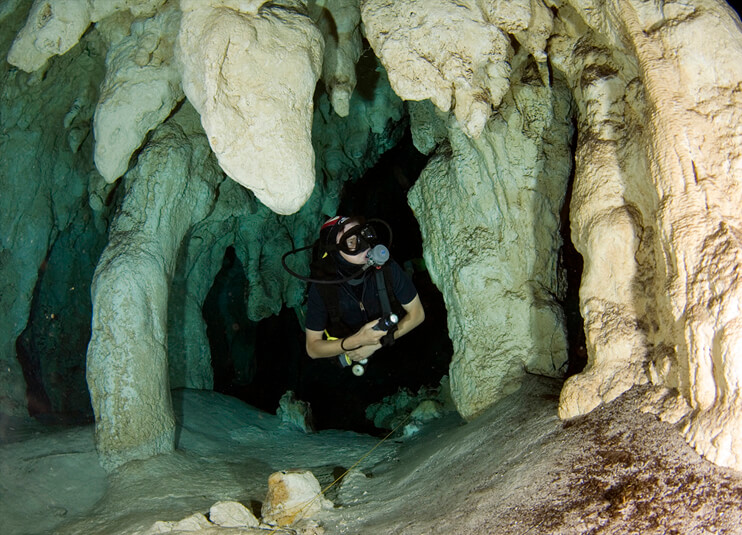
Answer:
xmin=3 ymin=1 xmax=742 ymax=534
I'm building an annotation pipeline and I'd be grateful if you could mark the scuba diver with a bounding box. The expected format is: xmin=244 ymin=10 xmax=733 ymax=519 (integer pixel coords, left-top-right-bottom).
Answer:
xmin=282 ymin=215 xmax=425 ymax=375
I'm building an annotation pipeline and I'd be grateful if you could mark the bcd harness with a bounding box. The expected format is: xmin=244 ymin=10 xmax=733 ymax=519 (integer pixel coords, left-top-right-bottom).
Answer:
xmin=317 ymin=263 xmax=402 ymax=347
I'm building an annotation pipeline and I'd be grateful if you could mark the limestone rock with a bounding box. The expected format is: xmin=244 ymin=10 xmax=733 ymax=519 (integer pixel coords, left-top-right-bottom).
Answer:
xmin=550 ymin=2 xmax=654 ymax=421
xmin=640 ymin=387 xmax=691 ymax=425
xmin=93 ymin=2 xmax=184 ymax=182
xmin=8 ymin=0 xmax=93 ymax=72
xmin=486 ymin=0 xmax=553 ymax=67
xmin=209 ymin=500 xmax=259 ymax=528
xmin=362 ymin=0 xmax=512 ymax=138
xmin=1 ymin=3 xmax=107 ymax=418
xmin=146 ymin=512 xmax=212 ymax=533
xmin=277 ymin=391 xmax=315 ymax=433
xmin=310 ymin=0 xmax=362 ymax=117
xmin=366 ymin=380 xmax=452 ymax=432
xmin=407 ymin=100 xmax=448 ymax=156
xmin=408 ymin=77 xmax=573 ymax=420
xmin=7 ymin=0 xmax=165 ymax=72
xmin=311 ymin=54 xmax=405 ymax=183
xmin=86 ymin=103 xmax=223 ymax=470
xmin=410 ymin=399 xmax=443 ymax=423
xmin=551 ymin=0 xmax=742 ymax=471
xmin=261 ymin=470 xmax=333 ymax=527
xmin=335 ymin=468 xmax=369 ymax=505
xmin=177 ymin=1 xmax=325 ymax=215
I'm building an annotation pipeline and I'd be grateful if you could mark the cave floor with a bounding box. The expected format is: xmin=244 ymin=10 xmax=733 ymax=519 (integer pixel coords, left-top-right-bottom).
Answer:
xmin=2 ymin=377 xmax=741 ymax=535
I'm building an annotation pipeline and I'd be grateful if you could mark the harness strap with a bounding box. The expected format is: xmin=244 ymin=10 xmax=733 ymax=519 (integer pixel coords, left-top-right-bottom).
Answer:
xmin=375 ymin=267 xmax=398 ymax=347
xmin=318 ymin=262 xmax=401 ymax=345
xmin=375 ymin=268 xmax=393 ymax=316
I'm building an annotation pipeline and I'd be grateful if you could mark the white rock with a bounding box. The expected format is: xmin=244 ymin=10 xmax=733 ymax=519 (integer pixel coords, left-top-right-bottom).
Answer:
xmin=209 ymin=500 xmax=259 ymax=528
xmin=93 ymin=3 xmax=184 ymax=182
xmin=7 ymin=0 xmax=165 ymax=72
xmin=551 ymin=0 xmax=742 ymax=472
xmin=86 ymin=104 xmax=223 ymax=470
xmin=408 ymin=79 xmax=572 ymax=420
xmin=261 ymin=470 xmax=333 ymax=527
xmin=362 ymin=0 xmax=511 ymax=138
xmin=149 ymin=513 xmax=213 ymax=533
xmin=177 ymin=1 xmax=324 ymax=215
xmin=310 ymin=0 xmax=362 ymax=117
xmin=7 ymin=0 xmax=91 ymax=72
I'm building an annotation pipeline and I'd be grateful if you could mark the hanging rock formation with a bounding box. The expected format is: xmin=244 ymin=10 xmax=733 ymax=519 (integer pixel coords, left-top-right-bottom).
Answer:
xmin=93 ymin=2 xmax=183 ymax=182
xmin=177 ymin=0 xmax=325 ymax=215
xmin=7 ymin=0 xmax=166 ymax=72
xmin=310 ymin=0 xmax=363 ymax=117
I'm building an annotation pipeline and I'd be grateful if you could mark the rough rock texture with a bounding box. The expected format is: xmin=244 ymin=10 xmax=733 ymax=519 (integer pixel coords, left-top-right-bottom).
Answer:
xmin=16 ymin=206 xmax=107 ymax=421
xmin=86 ymin=103 xmax=224 ymax=470
xmin=408 ymin=69 xmax=573 ymax=419
xmin=177 ymin=1 xmax=325 ymax=215
xmin=93 ymin=1 xmax=184 ymax=182
xmin=9 ymin=381 xmax=742 ymax=535
xmin=209 ymin=501 xmax=260 ymax=528
xmin=261 ymin=470 xmax=332 ymax=527
xmin=165 ymin=67 xmax=405 ymax=391
xmin=277 ymin=390 xmax=315 ymax=433
xmin=547 ymin=6 xmax=655 ymax=420
xmin=371 ymin=0 xmax=742 ymax=471
xmin=362 ymin=0 xmax=512 ymax=138
xmin=5 ymin=0 xmax=742 ymax=478
xmin=365 ymin=376 xmax=454 ymax=433
xmin=165 ymin=180 xmax=305 ymax=392
xmin=627 ymin=0 xmax=742 ymax=472
xmin=310 ymin=0 xmax=363 ymax=117
xmin=547 ymin=0 xmax=742 ymax=471
xmin=7 ymin=0 xmax=165 ymax=72
xmin=0 ymin=2 xmax=108 ymax=418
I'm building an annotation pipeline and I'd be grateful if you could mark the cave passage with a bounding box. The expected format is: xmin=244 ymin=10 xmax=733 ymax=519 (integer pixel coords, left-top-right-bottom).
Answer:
xmin=559 ymin=145 xmax=587 ymax=379
xmin=205 ymin=131 xmax=453 ymax=434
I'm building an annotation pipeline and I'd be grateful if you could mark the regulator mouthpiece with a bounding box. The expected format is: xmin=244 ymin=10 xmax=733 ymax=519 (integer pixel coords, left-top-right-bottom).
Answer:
xmin=366 ymin=244 xmax=389 ymax=267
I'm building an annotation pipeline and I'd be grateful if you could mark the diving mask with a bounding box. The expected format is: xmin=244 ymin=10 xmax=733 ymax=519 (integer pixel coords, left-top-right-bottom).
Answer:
xmin=336 ymin=223 xmax=379 ymax=255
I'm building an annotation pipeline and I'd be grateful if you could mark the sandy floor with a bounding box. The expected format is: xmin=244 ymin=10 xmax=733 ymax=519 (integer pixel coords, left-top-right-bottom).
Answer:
xmin=2 ymin=376 xmax=741 ymax=534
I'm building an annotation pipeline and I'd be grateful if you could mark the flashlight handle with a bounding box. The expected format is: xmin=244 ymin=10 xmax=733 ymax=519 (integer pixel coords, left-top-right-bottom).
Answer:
xmin=373 ymin=313 xmax=399 ymax=331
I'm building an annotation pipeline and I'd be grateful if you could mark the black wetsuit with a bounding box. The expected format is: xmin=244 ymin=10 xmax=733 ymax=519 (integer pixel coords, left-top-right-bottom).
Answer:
xmin=305 ymin=258 xmax=417 ymax=336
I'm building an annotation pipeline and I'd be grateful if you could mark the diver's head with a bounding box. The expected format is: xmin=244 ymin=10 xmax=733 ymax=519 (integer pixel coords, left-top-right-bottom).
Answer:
xmin=320 ymin=215 xmax=381 ymax=265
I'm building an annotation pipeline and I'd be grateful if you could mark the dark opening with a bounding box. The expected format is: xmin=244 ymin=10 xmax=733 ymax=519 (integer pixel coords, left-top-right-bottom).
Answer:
xmin=559 ymin=125 xmax=587 ymax=378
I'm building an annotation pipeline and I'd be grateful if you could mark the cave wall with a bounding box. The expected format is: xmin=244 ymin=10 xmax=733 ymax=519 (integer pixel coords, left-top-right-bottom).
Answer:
xmin=0 ymin=0 xmax=111 ymax=418
xmin=407 ymin=74 xmax=574 ymax=419
xmin=3 ymin=0 xmax=742 ymax=473
xmin=546 ymin=0 xmax=742 ymax=470
xmin=363 ymin=0 xmax=742 ymax=471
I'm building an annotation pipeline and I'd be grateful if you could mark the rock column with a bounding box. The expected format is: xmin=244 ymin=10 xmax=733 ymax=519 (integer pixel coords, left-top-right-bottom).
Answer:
xmin=616 ymin=0 xmax=742 ymax=470
xmin=409 ymin=75 xmax=573 ymax=419
xmin=86 ymin=104 xmax=222 ymax=470
xmin=556 ymin=45 xmax=655 ymax=418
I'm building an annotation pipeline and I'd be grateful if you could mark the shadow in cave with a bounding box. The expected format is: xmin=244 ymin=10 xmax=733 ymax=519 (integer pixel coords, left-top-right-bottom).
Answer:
xmin=205 ymin=131 xmax=452 ymax=435
xmin=559 ymin=127 xmax=587 ymax=379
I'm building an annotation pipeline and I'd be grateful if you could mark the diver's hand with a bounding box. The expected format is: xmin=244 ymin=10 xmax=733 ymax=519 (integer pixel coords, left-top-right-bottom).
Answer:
xmin=347 ymin=343 xmax=381 ymax=361
xmin=348 ymin=319 xmax=387 ymax=348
